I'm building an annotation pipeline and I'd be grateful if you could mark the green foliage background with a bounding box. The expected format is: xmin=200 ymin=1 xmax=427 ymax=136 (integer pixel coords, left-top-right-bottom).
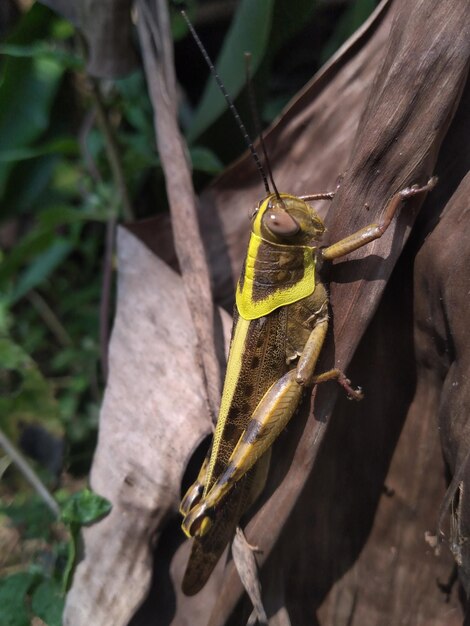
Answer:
xmin=0 ymin=0 xmax=376 ymax=623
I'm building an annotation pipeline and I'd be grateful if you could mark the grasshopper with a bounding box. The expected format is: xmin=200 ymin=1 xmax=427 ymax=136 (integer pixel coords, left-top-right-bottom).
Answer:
xmin=176 ymin=6 xmax=437 ymax=596
xmin=179 ymin=180 xmax=436 ymax=594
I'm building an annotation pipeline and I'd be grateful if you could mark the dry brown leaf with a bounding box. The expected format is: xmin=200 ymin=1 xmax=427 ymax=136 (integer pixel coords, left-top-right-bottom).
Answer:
xmin=64 ymin=0 xmax=470 ymax=623
xmin=137 ymin=0 xmax=223 ymax=423
xmin=63 ymin=227 xmax=231 ymax=625
xmin=186 ymin=0 xmax=470 ymax=623
xmin=414 ymin=171 xmax=470 ymax=594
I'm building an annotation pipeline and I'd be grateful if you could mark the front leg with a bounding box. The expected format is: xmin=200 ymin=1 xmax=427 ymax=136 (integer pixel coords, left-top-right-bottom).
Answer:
xmin=321 ymin=177 xmax=437 ymax=261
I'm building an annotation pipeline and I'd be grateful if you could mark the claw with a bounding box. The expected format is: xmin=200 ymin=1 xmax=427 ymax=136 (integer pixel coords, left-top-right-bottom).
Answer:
xmin=337 ymin=375 xmax=364 ymax=401
xmin=347 ymin=386 xmax=364 ymax=401
xmin=181 ymin=501 xmax=213 ymax=538
xmin=180 ymin=482 xmax=203 ymax=516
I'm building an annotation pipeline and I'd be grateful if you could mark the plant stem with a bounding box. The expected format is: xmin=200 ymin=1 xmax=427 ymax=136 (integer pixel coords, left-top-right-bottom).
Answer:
xmin=76 ymin=32 xmax=134 ymax=222
xmin=89 ymin=76 xmax=135 ymax=222
xmin=0 ymin=429 xmax=60 ymax=517
xmin=27 ymin=290 xmax=73 ymax=348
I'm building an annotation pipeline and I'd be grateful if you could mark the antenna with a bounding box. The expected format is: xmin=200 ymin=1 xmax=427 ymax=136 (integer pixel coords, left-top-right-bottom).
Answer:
xmin=244 ymin=52 xmax=281 ymax=201
xmin=177 ymin=5 xmax=271 ymax=195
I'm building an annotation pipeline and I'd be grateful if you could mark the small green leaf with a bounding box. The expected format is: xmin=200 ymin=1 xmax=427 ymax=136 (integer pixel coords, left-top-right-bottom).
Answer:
xmin=31 ymin=579 xmax=65 ymax=626
xmin=0 ymin=55 xmax=65 ymax=196
xmin=0 ymin=229 xmax=54 ymax=286
xmin=114 ymin=72 xmax=154 ymax=137
xmin=0 ymin=496 xmax=56 ymax=541
xmin=60 ymin=488 xmax=112 ymax=526
xmin=0 ymin=336 xmax=31 ymax=370
xmin=0 ymin=4 xmax=70 ymax=197
xmin=170 ymin=0 xmax=197 ymax=41
xmin=0 ymin=344 xmax=61 ymax=438
xmin=38 ymin=205 xmax=112 ymax=229
xmin=0 ymin=137 xmax=78 ymax=163
xmin=0 ymin=154 xmax=58 ymax=221
xmin=0 ymin=42 xmax=82 ymax=70
xmin=0 ymin=455 xmax=12 ymax=479
xmin=190 ymin=146 xmax=223 ymax=174
xmin=0 ymin=572 xmax=37 ymax=626
xmin=10 ymin=239 xmax=73 ymax=304
xmin=50 ymin=18 xmax=75 ymax=40
xmin=60 ymin=490 xmax=112 ymax=592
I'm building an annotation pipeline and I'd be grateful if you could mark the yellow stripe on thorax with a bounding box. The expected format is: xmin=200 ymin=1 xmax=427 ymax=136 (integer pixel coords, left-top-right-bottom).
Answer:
xmin=236 ymin=232 xmax=316 ymax=320
xmin=204 ymin=315 xmax=251 ymax=496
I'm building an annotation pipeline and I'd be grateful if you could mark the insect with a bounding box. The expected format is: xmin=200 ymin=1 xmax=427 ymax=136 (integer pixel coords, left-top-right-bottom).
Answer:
xmin=177 ymin=6 xmax=437 ymax=595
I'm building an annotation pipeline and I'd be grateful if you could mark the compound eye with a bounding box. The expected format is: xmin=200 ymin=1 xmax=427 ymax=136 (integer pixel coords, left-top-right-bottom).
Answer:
xmin=263 ymin=209 xmax=300 ymax=237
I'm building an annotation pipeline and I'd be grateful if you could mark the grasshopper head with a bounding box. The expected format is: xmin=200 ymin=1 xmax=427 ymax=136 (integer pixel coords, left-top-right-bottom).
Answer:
xmin=252 ymin=193 xmax=325 ymax=245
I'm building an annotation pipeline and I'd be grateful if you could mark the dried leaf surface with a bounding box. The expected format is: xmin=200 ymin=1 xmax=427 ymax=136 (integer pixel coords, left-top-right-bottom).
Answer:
xmin=137 ymin=0 xmax=223 ymax=423
xmin=64 ymin=0 xmax=470 ymax=623
xmin=190 ymin=0 xmax=470 ymax=623
xmin=63 ymin=227 xmax=231 ymax=625
xmin=414 ymin=171 xmax=470 ymax=592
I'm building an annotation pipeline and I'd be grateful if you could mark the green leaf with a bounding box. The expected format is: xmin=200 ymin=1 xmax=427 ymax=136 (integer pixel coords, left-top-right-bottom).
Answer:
xmin=0 ymin=5 xmax=67 ymax=197
xmin=0 ymin=572 xmax=37 ymax=626
xmin=60 ymin=490 xmax=112 ymax=592
xmin=60 ymin=488 xmax=112 ymax=526
xmin=0 ymin=154 xmax=58 ymax=221
xmin=0 ymin=336 xmax=31 ymax=370
xmin=188 ymin=0 xmax=276 ymax=141
xmin=0 ymin=55 xmax=65 ymax=196
xmin=114 ymin=72 xmax=154 ymax=137
xmin=50 ymin=18 xmax=75 ymax=40
xmin=0 ymin=496 xmax=56 ymax=541
xmin=170 ymin=0 xmax=197 ymax=41
xmin=0 ymin=229 xmax=56 ymax=287
xmin=31 ymin=579 xmax=65 ymax=626
xmin=0 ymin=328 xmax=62 ymax=438
xmin=0 ymin=42 xmax=82 ymax=70
xmin=10 ymin=239 xmax=73 ymax=304
xmin=185 ymin=0 xmax=317 ymax=161
xmin=0 ymin=298 xmax=10 ymax=334
xmin=0 ymin=137 xmax=78 ymax=163
xmin=0 ymin=455 xmax=12 ymax=479
xmin=190 ymin=146 xmax=223 ymax=174
xmin=38 ymin=205 xmax=112 ymax=229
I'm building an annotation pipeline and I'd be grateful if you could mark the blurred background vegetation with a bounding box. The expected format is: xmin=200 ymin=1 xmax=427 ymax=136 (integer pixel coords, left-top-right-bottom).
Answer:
xmin=0 ymin=0 xmax=377 ymax=623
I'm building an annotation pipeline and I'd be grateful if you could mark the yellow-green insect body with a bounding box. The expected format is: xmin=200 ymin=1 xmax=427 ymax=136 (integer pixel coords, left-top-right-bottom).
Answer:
xmin=179 ymin=180 xmax=436 ymax=595
xmin=176 ymin=0 xmax=437 ymax=600
xmin=180 ymin=193 xmax=331 ymax=594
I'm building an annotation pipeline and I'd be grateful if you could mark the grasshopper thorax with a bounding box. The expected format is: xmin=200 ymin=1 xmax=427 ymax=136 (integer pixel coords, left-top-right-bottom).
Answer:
xmin=253 ymin=193 xmax=326 ymax=246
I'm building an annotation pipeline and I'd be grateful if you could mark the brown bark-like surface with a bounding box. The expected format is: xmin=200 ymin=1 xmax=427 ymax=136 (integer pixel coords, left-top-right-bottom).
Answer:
xmin=137 ymin=1 xmax=223 ymax=424
xmin=59 ymin=0 xmax=470 ymax=624
xmin=63 ymin=227 xmax=231 ymax=626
